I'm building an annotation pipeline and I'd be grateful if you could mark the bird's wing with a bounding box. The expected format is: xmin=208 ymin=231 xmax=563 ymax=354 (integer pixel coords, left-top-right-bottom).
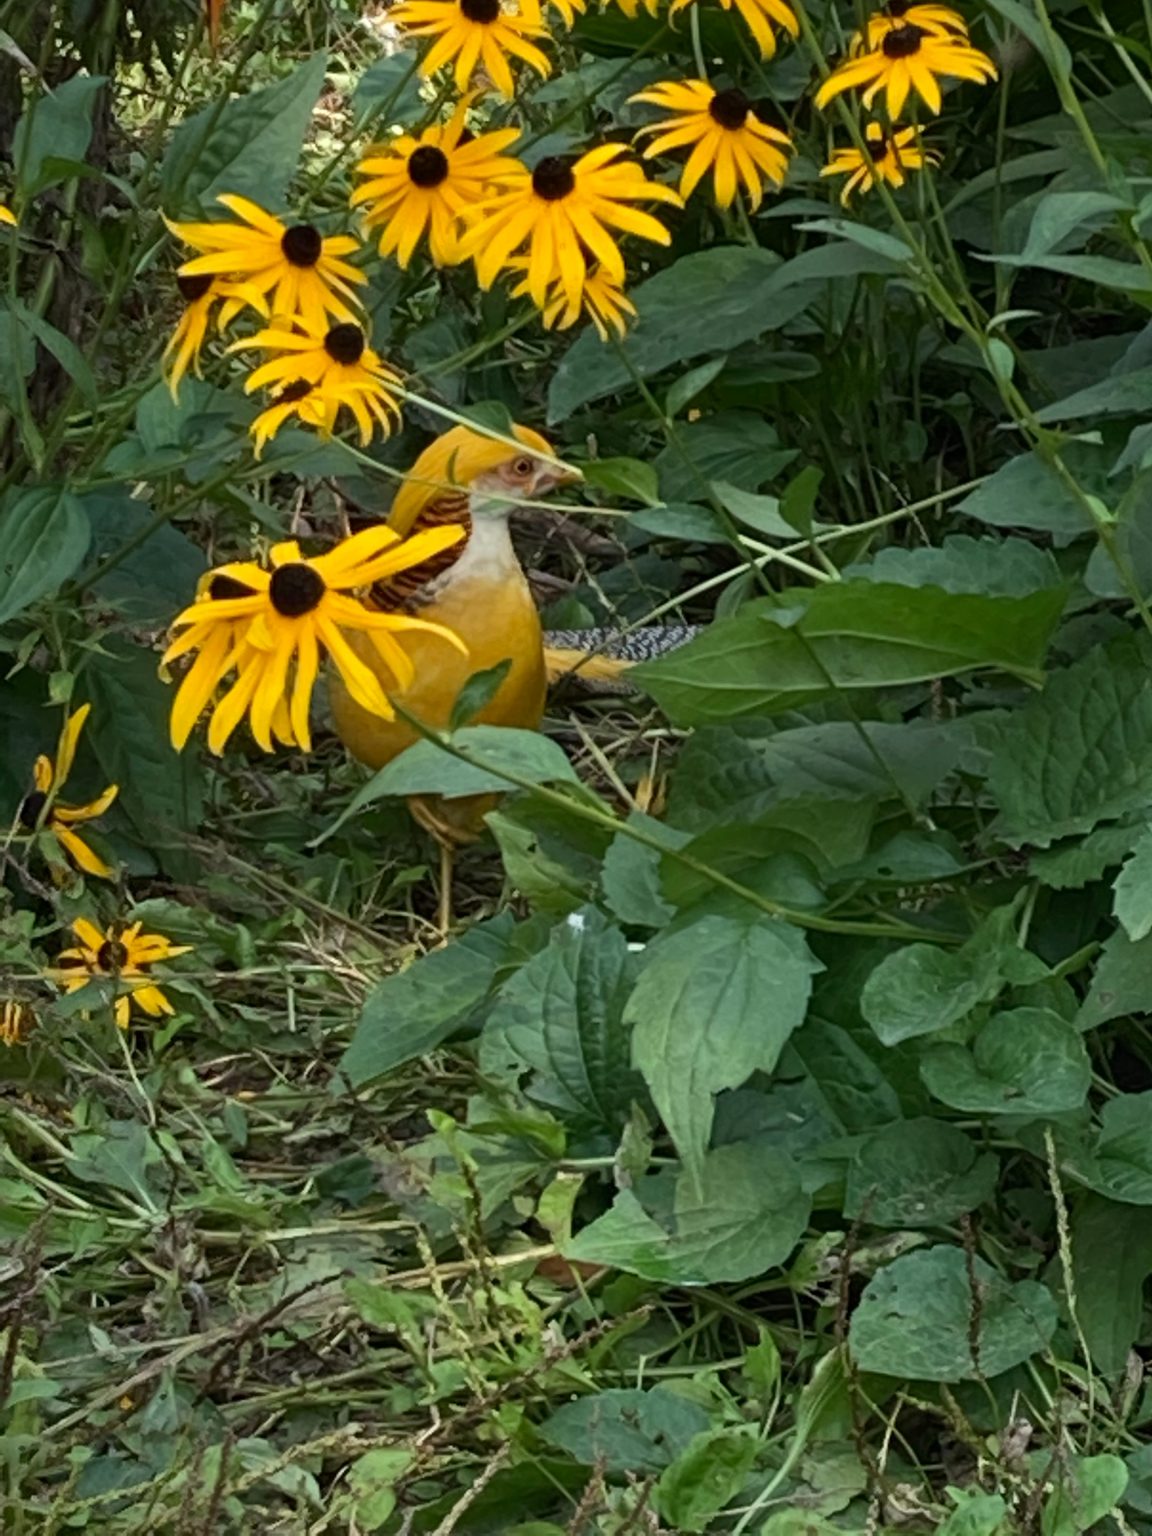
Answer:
xmin=371 ymin=490 xmax=472 ymax=611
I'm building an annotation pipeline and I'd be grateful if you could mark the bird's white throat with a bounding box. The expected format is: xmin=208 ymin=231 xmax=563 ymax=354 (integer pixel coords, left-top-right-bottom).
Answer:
xmin=448 ymin=497 xmax=519 ymax=584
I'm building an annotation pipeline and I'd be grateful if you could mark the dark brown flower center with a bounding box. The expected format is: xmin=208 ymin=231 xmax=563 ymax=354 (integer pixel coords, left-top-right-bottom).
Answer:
xmin=887 ymin=0 xmax=910 ymax=15
xmin=209 ymin=574 xmax=257 ymax=600
xmin=460 ymin=0 xmax=501 ymax=20
xmin=408 ymin=144 xmax=451 ymax=188
xmin=709 ymin=88 xmax=751 ymax=130
xmin=869 ymin=134 xmax=893 ymax=163
xmin=274 ymin=378 xmax=314 ymax=404
xmin=19 ymin=791 xmax=46 ymax=829
xmin=532 ymin=157 xmax=576 ymax=201
xmin=324 ymin=323 xmax=366 ymax=365
xmin=882 ymin=22 xmax=925 ymax=54
xmin=177 ymin=271 xmax=214 ymax=303
xmin=269 ymin=563 xmax=325 ymax=617
xmin=280 ymin=224 xmax=323 ymax=267
xmin=97 ymin=940 xmax=130 ymax=971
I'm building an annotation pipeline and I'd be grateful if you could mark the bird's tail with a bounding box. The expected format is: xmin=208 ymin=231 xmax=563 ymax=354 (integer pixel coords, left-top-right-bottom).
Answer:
xmin=543 ymin=625 xmax=701 ymax=694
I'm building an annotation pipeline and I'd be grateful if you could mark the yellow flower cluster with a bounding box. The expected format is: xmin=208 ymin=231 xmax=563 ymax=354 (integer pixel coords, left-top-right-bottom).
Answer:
xmin=159 ymin=0 xmax=997 ymax=451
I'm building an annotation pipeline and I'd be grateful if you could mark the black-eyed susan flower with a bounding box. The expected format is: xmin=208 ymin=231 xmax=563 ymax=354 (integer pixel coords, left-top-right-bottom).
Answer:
xmin=669 ymin=0 xmax=796 ymax=57
xmin=165 ymin=194 xmax=367 ymax=334
xmin=855 ymin=0 xmax=967 ymax=49
xmin=632 ymin=81 xmax=792 ymax=210
xmin=512 ymin=262 xmax=636 ymax=340
xmin=389 ymin=0 xmax=551 ymax=99
xmin=351 ymin=98 xmax=523 ymax=268
xmin=1 ymin=1001 xmax=29 ymax=1047
xmin=459 ymin=146 xmax=681 ymax=310
xmin=815 ymin=24 xmax=996 ymax=118
xmin=21 ymin=705 xmax=118 ymax=880
xmin=52 ymin=918 xmax=192 ymax=1030
xmin=821 ymin=121 xmax=938 ymax=202
xmin=164 ymin=527 xmax=469 ymax=754
xmin=232 ymin=317 xmax=404 ymax=450
xmin=0 ymin=205 xmax=15 ymax=227
xmin=520 ymin=0 xmax=586 ymax=28
xmin=162 ymin=271 xmax=269 ymax=401
xmin=606 ymin=0 xmax=659 ymax=16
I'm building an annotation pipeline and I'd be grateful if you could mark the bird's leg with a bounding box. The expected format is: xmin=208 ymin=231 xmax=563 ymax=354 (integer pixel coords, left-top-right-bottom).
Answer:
xmin=436 ymin=838 xmax=455 ymax=941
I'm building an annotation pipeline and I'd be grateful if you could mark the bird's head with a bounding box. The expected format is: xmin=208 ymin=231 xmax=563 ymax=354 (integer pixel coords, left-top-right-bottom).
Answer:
xmin=389 ymin=423 xmax=579 ymax=534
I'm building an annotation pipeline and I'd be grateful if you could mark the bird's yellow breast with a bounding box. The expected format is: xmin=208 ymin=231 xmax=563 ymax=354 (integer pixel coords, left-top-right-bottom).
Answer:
xmin=330 ymin=563 xmax=546 ymax=770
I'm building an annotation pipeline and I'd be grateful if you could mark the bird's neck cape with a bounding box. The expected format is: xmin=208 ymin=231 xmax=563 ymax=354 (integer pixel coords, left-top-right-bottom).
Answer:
xmin=387 ymin=423 xmax=554 ymax=537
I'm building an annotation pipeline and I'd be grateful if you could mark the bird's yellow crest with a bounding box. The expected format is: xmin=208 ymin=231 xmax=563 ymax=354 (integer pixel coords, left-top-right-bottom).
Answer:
xmin=387 ymin=422 xmax=557 ymax=537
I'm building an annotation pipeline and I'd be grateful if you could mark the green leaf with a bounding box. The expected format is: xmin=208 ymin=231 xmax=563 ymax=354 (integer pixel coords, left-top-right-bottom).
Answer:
xmin=565 ymin=1140 xmax=811 ymax=1283
xmin=14 ymin=75 xmax=106 ymax=193
xmin=581 ymin=456 xmax=660 ymax=505
xmin=1041 ymin=1456 xmax=1128 ymax=1536
xmin=849 ymin=1246 xmax=1057 ymax=1381
xmin=161 ymin=52 xmax=329 ymax=214
xmin=656 ymin=413 xmax=796 ymax=497
xmin=548 ymin=241 xmax=898 ymax=420
xmin=655 ymin=1428 xmax=757 ymax=1532
xmin=321 ymin=726 xmax=578 ymax=840
xmin=629 ymin=915 xmax=819 ymax=1181
xmin=1059 ymin=1093 xmax=1152 ymax=1204
xmin=920 ymin=1008 xmax=1091 ymax=1115
xmin=85 ymin=640 xmax=204 ymax=863
xmin=629 ymin=501 xmax=727 ymax=543
xmin=67 ymin=1122 xmax=169 ymax=1211
xmin=601 ymin=814 xmax=689 ymax=928
xmin=540 ymin=1388 xmax=710 ymax=1473
xmin=990 ymin=636 xmax=1152 ymax=847
xmin=861 ymin=905 xmax=1045 ymax=1046
xmin=1032 ymin=824 xmax=1139 ymax=890
xmin=1017 ymin=191 xmax=1130 ymax=262
xmin=450 ymin=660 xmax=513 ymax=730
xmin=352 ymin=55 xmax=424 ymax=120
xmin=666 ymin=357 xmax=727 ymax=417
xmin=938 ymin=1491 xmax=1009 ymax=1536
xmin=845 ymin=1119 xmax=998 ymax=1226
xmin=347 ymin=1448 xmax=414 ymax=1532
xmin=1033 ymin=365 xmax=1152 ymax=426
xmin=8 ymin=299 xmax=96 ymax=401
xmin=713 ymin=480 xmax=796 ymax=538
xmin=850 ymin=534 xmax=1064 ymax=596
xmin=983 ymin=0 xmax=1071 ymax=74
xmin=632 ymin=583 xmax=1065 ymax=727
xmin=0 ymin=486 xmax=90 ymax=625
xmin=340 ymin=914 xmax=519 ymax=1087
xmin=82 ymin=489 xmax=206 ymax=625
xmin=1113 ymin=826 xmax=1152 ymax=941
xmin=1078 ymin=927 xmax=1152 ymax=1029
xmin=956 ymin=447 xmax=1107 ymax=539
xmin=493 ymin=908 xmax=645 ymax=1131
xmin=1070 ymin=1195 xmax=1152 ymax=1375
xmin=780 ymin=465 xmax=823 ymax=539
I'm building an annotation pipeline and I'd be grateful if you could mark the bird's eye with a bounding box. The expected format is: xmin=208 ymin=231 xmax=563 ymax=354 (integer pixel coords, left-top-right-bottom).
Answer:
xmin=512 ymin=456 xmax=534 ymax=477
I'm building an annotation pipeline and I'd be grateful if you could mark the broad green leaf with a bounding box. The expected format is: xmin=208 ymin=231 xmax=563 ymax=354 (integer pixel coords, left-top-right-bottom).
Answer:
xmin=849 ymin=534 xmax=1063 ymax=596
xmin=352 ymin=55 xmax=423 ymax=120
xmin=14 ymin=75 xmax=106 ymax=193
xmin=666 ymin=356 xmax=727 ymax=417
xmin=938 ymin=1491 xmax=1009 ymax=1536
xmin=712 ymin=481 xmax=795 ymax=538
xmin=161 ymin=51 xmax=328 ymax=214
xmin=1078 ymin=927 xmax=1152 ymax=1029
xmin=1085 ymin=468 xmax=1152 ymax=599
xmin=83 ymin=489 xmax=206 ymax=625
xmin=920 ymin=1008 xmax=1091 ymax=1115
xmin=347 ymin=1448 xmax=414 ymax=1532
xmin=581 ymin=456 xmax=660 ymax=505
xmin=1032 ymin=824 xmax=1140 ymax=889
xmin=0 ymin=486 xmax=90 ymax=625
xmin=539 ymin=1387 xmax=710 ymax=1473
xmin=667 ymin=720 xmax=970 ymax=830
xmin=845 ymin=1119 xmax=998 ymax=1226
xmin=1059 ymin=1092 xmax=1152 ymax=1203
xmin=1113 ymin=826 xmax=1152 ymax=941
xmin=486 ymin=808 xmax=596 ymax=915
xmin=655 ymin=1428 xmax=757 ymax=1532
xmin=8 ymin=299 xmax=96 ymax=401
xmin=990 ymin=636 xmax=1152 ymax=847
xmin=450 ymin=660 xmax=513 ymax=730
xmin=322 ymin=726 xmax=578 ymax=840
xmin=787 ymin=1018 xmax=905 ymax=1132
xmin=993 ymin=253 xmax=1152 ymax=295
xmin=548 ymin=242 xmax=898 ymax=420
xmin=85 ymin=640 xmax=204 ymax=864
xmin=1033 ymin=364 xmax=1152 ymax=426
xmin=565 ymin=1140 xmax=811 ymax=1283
xmin=861 ymin=905 xmax=1045 ymax=1046
xmin=1041 ymin=1456 xmax=1128 ymax=1536
xmin=629 ymin=501 xmax=727 ymax=543
xmin=1018 ymin=191 xmax=1130 ymax=262
xmin=601 ymin=813 xmax=689 ymax=927
xmin=632 ymin=583 xmax=1065 ymax=727
xmin=629 ymin=914 xmax=818 ymax=1180
xmin=655 ymin=412 xmax=795 ymax=497
xmin=849 ymin=1246 xmax=1057 ymax=1381
xmin=1070 ymin=1194 xmax=1152 ymax=1375
xmin=340 ymin=914 xmax=520 ymax=1086
xmin=956 ymin=447 xmax=1107 ymax=539
xmin=493 ymin=908 xmax=645 ymax=1131
xmin=67 ymin=1122 xmax=168 ymax=1211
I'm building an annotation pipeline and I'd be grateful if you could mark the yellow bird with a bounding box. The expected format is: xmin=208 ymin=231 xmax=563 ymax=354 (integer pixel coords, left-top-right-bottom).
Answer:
xmin=329 ymin=422 xmax=579 ymax=926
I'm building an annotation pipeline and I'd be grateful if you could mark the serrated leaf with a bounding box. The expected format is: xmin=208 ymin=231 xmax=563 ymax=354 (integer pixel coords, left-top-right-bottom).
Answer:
xmin=849 ymin=534 xmax=1063 ymax=596
xmin=846 ymin=1119 xmax=998 ymax=1226
xmin=629 ymin=915 xmax=819 ymax=1180
xmin=920 ymin=1008 xmax=1091 ymax=1115
xmin=601 ymin=813 xmax=688 ymax=928
xmin=849 ymin=1246 xmax=1057 ymax=1381
xmin=633 ymin=583 xmax=1065 ymax=727
xmin=494 ymin=907 xmax=645 ymax=1131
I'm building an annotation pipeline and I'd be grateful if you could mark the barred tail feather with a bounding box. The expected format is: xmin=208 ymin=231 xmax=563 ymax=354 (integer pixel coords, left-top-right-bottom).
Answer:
xmin=543 ymin=624 xmax=702 ymax=693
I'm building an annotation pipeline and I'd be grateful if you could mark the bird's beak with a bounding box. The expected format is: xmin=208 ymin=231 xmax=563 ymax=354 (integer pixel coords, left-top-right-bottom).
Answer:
xmin=540 ymin=463 xmax=582 ymax=494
